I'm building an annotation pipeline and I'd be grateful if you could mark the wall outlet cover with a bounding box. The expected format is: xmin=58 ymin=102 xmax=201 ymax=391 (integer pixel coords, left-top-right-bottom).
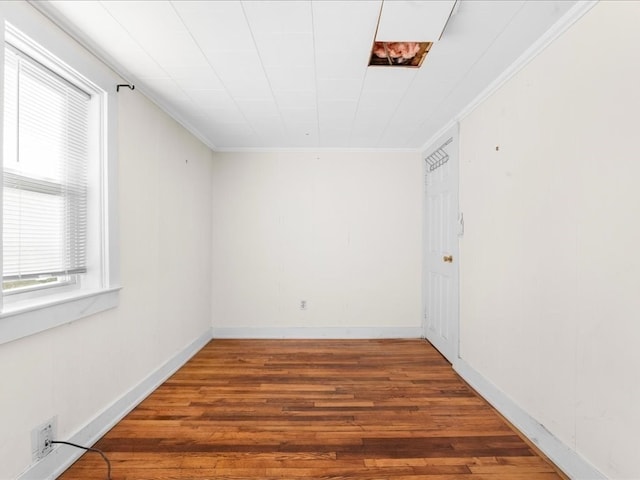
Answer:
xmin=31 ymin=416 xmax=57 ymax=461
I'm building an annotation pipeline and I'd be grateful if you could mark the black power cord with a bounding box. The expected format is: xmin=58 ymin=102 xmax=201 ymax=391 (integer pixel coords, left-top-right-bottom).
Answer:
xmin=51 ymin=441 xmax=112 ymax=480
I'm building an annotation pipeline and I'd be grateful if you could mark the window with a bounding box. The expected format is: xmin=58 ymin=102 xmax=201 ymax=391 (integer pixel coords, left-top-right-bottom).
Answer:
xmin=0 ymin=16 xmax=120 ymax=346
xmin=3 ymin=45 xmax=89 ymax=295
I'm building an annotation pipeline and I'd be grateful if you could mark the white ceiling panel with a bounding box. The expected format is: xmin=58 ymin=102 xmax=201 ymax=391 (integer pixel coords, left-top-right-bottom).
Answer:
xmin=242 ymin=0 xmax=313 ymax=33
xmin=362 ymin=68 xmax=417 ymax=92
xmin=100 ymin=1 xmax=185 ymax=37
xmin=282 ymin=120 xmax=319 ymax=147
xmin=352 ymin=106 xmax=392 ymax=130
xmin=266 ymin=67 xmax=316 ymax=93
xmin=47 ymin=1 xmax=167 ymax=78
xmin=207 ymin=122 xmax=256 ymax=140
xmin=188 ymin=90 xmax=238 ymax=111
xmin=280 ymin=108 xmax=317 ymax=125
xmin=311 ymin=1 xmax=382 ymax=52
xmin=318 ymin=100 xmax=358 ymax=136
xmin=247 ymin=117 xmax=287 ymax=145
xmin=316 ymin=77 xmax=363 ymax=101
xmin=320 ymin=130 xmax=351 ymax=148
xmin=376 ymin=0 xmax=456 ymax=41
xmin=201 ymin=109 xmax=247 ymax=125
xmin=252 ymin=32 xmax=315 ymax=68
xmin=248 ymin=115 xmax=286 ymax=131
xmin=35 ymin=0 xmax=581 ymax=149
xmin=274 ymin=91 xmax=317 ymax=110
xmin=138 ymin=30 xmax=209 ymax=68
xmin=315 ymin=50 xmax=370 ymax=79
xmin=357 ymin=91 xmax=406 ymax=113
xmin=224 ymin=80 xmax=273 ymax=101
xmin=171 ymin=1 xmax=256 ymax=51
xmin=318 ymin=100 xmax=359 ymax=121
xmin=101 ymin=1 xmax=208 ymax=68
xmin=203 ymin=49 xmax=263 ymax=76
xmin=168 ymin=67 xmax=226 ymax=91
xmin=235 ymin=99 xmax=280 ymax=118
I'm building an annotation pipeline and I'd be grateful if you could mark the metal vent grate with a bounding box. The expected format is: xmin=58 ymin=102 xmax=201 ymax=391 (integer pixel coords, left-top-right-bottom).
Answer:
xmin=425 ymin=137 xmax=453 ymax=171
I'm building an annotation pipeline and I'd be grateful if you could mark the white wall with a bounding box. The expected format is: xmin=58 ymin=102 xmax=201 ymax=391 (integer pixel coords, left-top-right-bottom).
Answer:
xmin=211 ymin=150 xmax=422 ymax=337
xmin=0 ymin=82 xmax=213 ymax=477
xmin=459 ymin=2 xmax=640 ymax=478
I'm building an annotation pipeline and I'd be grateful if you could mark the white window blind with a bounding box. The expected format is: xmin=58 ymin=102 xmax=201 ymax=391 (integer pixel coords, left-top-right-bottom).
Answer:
xmin=2 ymin=45 xmax=89 ymax=289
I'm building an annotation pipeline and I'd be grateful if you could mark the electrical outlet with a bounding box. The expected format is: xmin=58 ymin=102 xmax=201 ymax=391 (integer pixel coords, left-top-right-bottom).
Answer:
xmin=32 ymin=417 xmax=57 ymax=461
xmin=300 ymin=300 xmax=307 ymax=310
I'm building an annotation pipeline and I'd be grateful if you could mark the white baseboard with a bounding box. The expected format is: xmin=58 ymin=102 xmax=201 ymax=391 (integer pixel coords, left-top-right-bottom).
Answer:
xmin=212 ymin=326 xmax=422 ymax=339
xmin=17 ymin=328 xmax=213 ymax=480
xmin=453 ymin=358 xmax=605 ymax=480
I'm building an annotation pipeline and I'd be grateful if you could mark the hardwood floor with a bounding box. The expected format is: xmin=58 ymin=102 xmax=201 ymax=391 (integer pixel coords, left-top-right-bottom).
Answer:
xmin=59 ymin=339 xmax=564 ymax=479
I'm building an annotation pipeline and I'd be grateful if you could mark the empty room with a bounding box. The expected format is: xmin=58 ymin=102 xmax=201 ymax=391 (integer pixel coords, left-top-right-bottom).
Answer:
xmin=0 ymin=1 xmax=637 ymax=479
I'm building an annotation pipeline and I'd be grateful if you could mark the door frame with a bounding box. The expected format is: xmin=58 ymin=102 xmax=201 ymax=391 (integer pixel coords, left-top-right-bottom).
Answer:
xmin=421 ymin=124 xmax=460 ymax=364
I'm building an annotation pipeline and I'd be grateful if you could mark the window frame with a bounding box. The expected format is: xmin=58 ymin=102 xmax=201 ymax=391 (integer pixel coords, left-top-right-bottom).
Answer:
xmin=0 ymin=4 xmax=120 ymax=346
xmin=2 ymin=42 xmax=90 ymax=297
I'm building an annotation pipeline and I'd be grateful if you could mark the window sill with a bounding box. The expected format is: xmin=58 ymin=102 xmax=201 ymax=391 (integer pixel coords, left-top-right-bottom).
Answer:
xmin=0 ymin=286 xmax=121 ymax=345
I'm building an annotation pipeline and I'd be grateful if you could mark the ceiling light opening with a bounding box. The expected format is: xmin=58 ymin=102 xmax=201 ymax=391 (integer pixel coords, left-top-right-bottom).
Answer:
xmin=369 ymin=41 xmax=431 ymax=68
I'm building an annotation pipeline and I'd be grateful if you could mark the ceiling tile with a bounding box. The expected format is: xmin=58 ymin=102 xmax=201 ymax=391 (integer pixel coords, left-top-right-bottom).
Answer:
xmin=188 ymin=90 xmax=238 ymax=110
xmin=316 ymin=77 xmax=363 ymax=102
xmin=206 ymin=121 xmax=255 ymax=139
xmin=101 ymin=1 xmax=208 ymax=67
xmin=203 ymin=49 xmax=264 ymax=76
xmin=318 ymin=110 xmax=356 ymax=133
xmin=247 ymin=115 xmax=284 ymax=130
xmin=202 ymin=108 xmax=248 ymax=125
xmin=242 ymin=0 xmax=312 ymax=34
xmin=280 ymin=108 xmax=317 ymax=125
xmin=273 ymin=91 xmax=317 ymax=110
xmin=315 ymin=50 xmax=370 ymax=79
xmin=285 ymin=130 xmax=319 ymax=147
xmin=101 ymin=1 xmax=184 ymax=35
xmin=39 ymin=0 xmax=580 ymax=149
xmin=171 ymin=0 xmax=256 ymax=51
xmin=311 ymin=1 xmax=381 ymax=53
xmin=167 ymin=67 xmax=226 ymax=91
xmin=246 ymin=115 xmax=287 ymax=146
xmin=284 ymin=121 xmax=318 ymax=138
xmin=47 ymin=1 xmax=167 ymax=78
xmin=225 ymin=80 xmax=273 ymax=101
xmin=376 ymin=0 xmax=456 ymax=42
xmin=235 ymin=99 xmax=280 ymax=118
xmin=318 ymin=100 xmax=359 ymax=121
xmin=255 ymin=133 xmax=288 ymax=148
xmin=362 ymin=68 xmax=417 ymax=91
xmin=320 ymin=129 xmax=351 ymax=147
xmin=137 ymin=76 xmax=198 ymax=116
xmin=266 ymin=67 xmax=316 ymax=93
xmin=146 ymin=31 xmax=209 ymax=68
xmin=251 ymin=32 xmax=315 ymax=68
xmin=351 ymin=105 xmax=393 ymax=145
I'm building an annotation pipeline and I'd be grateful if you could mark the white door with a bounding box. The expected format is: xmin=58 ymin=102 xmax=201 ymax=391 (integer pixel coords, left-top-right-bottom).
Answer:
xmin=423 ymin=130 xmax=459 ymax=364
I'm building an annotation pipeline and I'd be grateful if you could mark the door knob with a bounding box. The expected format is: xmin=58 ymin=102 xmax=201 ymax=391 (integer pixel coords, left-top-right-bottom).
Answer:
xmin=443 ymin=255 xmax=453 ymax=263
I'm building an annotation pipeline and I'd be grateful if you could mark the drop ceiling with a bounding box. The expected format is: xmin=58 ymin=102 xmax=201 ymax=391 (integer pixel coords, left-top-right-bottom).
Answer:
xmin=34 ymin=0 xmax=578 ymax=150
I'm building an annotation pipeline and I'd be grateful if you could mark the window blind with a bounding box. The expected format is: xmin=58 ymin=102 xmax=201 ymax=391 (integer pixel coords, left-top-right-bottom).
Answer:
xmin=2 ymin=46 xmax=89 ymax=284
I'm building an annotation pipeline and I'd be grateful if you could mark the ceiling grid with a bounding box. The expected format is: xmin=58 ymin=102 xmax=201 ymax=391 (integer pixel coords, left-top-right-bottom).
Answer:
xmin=36 ymin=0 xmax=578 ymax=150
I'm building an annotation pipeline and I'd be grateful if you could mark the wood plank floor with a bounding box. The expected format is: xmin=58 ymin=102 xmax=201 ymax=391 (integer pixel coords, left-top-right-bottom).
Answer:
xmin=59 ymin=339 xmax=565 ymax=479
